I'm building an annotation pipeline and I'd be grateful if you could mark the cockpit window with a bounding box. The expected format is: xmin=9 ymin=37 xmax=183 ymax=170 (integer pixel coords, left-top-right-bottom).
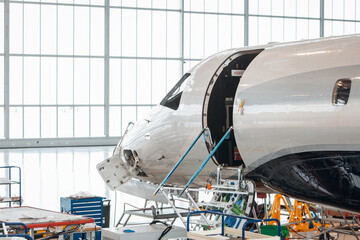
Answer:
xmin=332 ymin=79 xmax=351 ymax=106
xmin=160 ymin=73 xmax=191 ymax=110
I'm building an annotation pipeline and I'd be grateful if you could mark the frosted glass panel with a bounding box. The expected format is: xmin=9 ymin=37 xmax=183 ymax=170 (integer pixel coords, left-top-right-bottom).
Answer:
xmin=41 ymin=5 xmax=57 ymax=54
xmin=10 ymin=3 xmax=23 ymax=54
xmin=297 ymin=19 xmax=310 ymax=40
xmin=122 ymin=107 xmax=136 ymax=134
xmin=167 ymin=0 xmax=181 ymax=10
xmin=258 ymin=0 xmax=271 ymax=15
xmin=272 ymin=0 xmax=284 ymax=16
xmin=122 ymin=59 xmax=136 ymax=104
xmin=0 ymin=107 xmax=3 ymax=139
xmin=90 ymin=59 xmax=104 ymax=104
xmin=296 ymin=0 xmax=309 ymax=18
xmin=90 ymin=107 xmax=104 ymax=137
xmin=122 ymin=10 xmax=136 ymax=56
xmin=152 ymin=60 xmax=166 ymax=104
xmin=204 ymin=0 xmax=217 ymax=12
xmin=153 ymin=0 xmax=167 ymax=9
xmin=74 ymin=107 xmax=89 ymax=137
xmin=232 ymin=0 xmax=244 ymax=14
xmin=204 ymin=14 xmax=218 ymax=57
xmin=74 ymin=7 xmax=90 ymax=56
xmin=24 ymin=57 xmax=40 ymax=105
xmin=109 ymin=59 xmax=121 ymax=105
xmin=284 ymin=19 xmax=296 ymax=41
xmin=137 ymin=10 xmax=152 ymax=58
xmin=58 ymin=107 xmax=73 ymax=137
xmin=284 ymin=0 xmax=296 ymax=17
xmin=74 ymin=58 xmax=90 ymax=104
xmin=110 ymin=9 xmax=121 ymax=56
xmin=137 ymin=106 xmax=152 ymax=120
xmin=24 ymin=107 xmax=40 ymax=138
xmin=58 ymin=6 xmax=74 ymax=55
xmin=41 ymin=57 xmax=57 ymax=104
xmin=0 ymin=57 xmax=3 ymax=105
xmin=189 ymin=14 xmax=204 ymax=59
xmin=10 ymin=107 xmax=23 ymax=138
xmin=137 ymin=60 xmax=151 ymax=104
xmin=249 ymin=17 xmax=259 ymax=45
xmin=218 ymin=15 xmax=232 ymax=51
xmin=272 ymin=18 xmax=284 ymax=42
xmin=10 ymin=57 xmax=23 ymax=105
xmin=0 ymin=3 xmax=4 ymax=54
xmin=58 ymin=58 xmax=73 ymax=104
xmin=332 ymin=0 xmax=344 ymax=19
xmin=109 ymin=106 xmax=121 ymax=137
xmin=218 ymin=0 xmax=231 ymax=13
xmin=41 ymin=107 xmax=56 ymax=138
xmin=232 ymin=16 xmax=244 ymax=48
xmin=91 ymin=7 xmax=104 ymax=56
xmin=166 ymin=12 xmax=181 ymax=57
xmin=166 ymin=61 xmax=182 ymax=93
xmin=24 ymin=4 xmax=40 ymax=54
xmin=309 ymin=0 xmax=320 ymax=18
xmin=152 ymin=11 xmax=167 ymax=58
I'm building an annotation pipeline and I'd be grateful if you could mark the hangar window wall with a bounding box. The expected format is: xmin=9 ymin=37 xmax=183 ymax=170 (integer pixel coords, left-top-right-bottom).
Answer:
xmin=0 ymin=0 xmax=360 ymax=147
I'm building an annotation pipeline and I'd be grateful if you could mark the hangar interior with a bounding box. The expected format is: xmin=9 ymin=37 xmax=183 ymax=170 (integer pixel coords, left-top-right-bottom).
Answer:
xmin=1 ymin=0 xmax=360 ymax=239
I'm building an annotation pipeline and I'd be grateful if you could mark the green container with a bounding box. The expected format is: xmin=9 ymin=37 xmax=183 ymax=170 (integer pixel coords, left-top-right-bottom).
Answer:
xmin=260 ymin=225 xmax=289 ymax=238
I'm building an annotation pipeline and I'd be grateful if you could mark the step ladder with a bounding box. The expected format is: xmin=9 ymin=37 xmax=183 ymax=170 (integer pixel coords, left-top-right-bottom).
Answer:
xmin=154 ymin=126 xmax=234 ymax=197
xmin=151 ymin=126 xmax=257 ymax=228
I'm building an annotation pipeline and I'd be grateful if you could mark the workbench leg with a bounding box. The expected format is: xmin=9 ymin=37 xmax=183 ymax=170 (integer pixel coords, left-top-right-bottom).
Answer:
xmin=116 ymin=213 xmax=125 ymax=227
xmin=123 ymin=215 xmax=131 ymax=227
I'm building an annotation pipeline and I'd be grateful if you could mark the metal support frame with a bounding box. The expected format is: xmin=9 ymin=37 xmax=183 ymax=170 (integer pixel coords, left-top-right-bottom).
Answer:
xmin=4 ymin=0 xmax=10 ymax=140
xmin=320 ymin=0 xmax=325 ymax=37
xmin=244 ymin=0 xmax=249 ymax=46
xmin=104 ymin=0 xmax=110 ymax=137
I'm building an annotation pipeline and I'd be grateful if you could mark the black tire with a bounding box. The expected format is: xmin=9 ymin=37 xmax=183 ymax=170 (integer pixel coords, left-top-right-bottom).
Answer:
xmin=318 ymin=232 xmax=330 ymax=240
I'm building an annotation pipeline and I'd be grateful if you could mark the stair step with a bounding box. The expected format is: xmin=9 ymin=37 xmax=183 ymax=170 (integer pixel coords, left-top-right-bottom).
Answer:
xmin=200 ymin=202 xmax=234 ymax=208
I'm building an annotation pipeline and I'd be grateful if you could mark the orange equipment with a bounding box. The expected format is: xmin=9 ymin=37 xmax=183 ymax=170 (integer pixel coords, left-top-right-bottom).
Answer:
xmin=267 ymin=194 xmax=323 ymax=233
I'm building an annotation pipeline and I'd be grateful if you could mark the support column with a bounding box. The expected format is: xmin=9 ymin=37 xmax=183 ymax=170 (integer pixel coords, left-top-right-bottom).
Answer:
xmin=104 ymin=0 xmax=110 ymax=137
xmin=244 ymin=0 xmax=249 ymax=46
xmin=320 ymin=0 xmax=325 ymax=37
xmin=4 ymin=0 xmax=10 ymax=139
xmin=181 ymin=0 xmax=185 ymax=76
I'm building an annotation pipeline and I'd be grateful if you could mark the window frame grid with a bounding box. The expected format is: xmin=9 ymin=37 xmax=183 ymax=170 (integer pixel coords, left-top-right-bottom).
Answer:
xmin=1 ymin=0 xmax=360 ymax=147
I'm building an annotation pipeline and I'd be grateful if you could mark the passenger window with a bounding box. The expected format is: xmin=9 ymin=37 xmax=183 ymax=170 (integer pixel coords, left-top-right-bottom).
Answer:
xmin=160 ymin=73 xmax=191 ymax=110
xmin=332 ymin=79 xmax=352 ymax=106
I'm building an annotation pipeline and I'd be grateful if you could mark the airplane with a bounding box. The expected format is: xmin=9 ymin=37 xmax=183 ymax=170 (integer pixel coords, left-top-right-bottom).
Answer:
xmin=97 ymin=34 xmax=360 ymax=213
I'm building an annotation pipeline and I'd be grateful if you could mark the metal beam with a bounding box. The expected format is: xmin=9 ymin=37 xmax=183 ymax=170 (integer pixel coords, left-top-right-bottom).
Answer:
xmin=104 ymin=0 xmax=110 ymax=137
xmin=244 ymin=0 xmax=249 ymax=46
xmin=0 ymin=137 xmax=119 ymax=149
xmin=320 ymin=0 xmax=325 ymax=37
xmin=181 ymin=0 xmax=184 ymax=76
xmin=4 ymin=0 xmax=9 ymax=139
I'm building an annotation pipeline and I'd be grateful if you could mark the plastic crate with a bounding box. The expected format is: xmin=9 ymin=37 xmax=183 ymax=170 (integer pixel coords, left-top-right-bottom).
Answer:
xmin=260 ymin=225 xmax=289 ymax=238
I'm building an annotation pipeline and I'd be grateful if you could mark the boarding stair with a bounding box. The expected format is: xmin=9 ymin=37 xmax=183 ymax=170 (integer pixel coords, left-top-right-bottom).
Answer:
xmin=151 ymin=126 xmax=257 ymax=229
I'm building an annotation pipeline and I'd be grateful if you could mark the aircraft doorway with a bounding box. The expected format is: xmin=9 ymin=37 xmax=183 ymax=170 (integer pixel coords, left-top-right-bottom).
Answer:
xmin=203 ymin=50 xmax=262 ymax=167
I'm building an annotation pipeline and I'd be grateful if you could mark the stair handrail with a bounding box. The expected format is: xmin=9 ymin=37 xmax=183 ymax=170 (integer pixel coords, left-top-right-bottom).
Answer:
xmin=153 ymin=127 xmax=209 ymax=196
xmin=178 ymin=126 xmax=233 ymax=197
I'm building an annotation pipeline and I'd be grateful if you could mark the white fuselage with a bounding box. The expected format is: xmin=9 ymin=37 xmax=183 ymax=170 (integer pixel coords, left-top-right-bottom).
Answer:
xmin=98 ymin=34 xmax=360 ymax=211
